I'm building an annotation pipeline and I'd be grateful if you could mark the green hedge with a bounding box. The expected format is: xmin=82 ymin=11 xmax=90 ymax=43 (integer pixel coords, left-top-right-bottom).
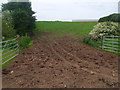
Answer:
xmin=18 ymin=35 xmax=33 ymax=50
xmin=83 ymin=37 xmax=100 ymax=48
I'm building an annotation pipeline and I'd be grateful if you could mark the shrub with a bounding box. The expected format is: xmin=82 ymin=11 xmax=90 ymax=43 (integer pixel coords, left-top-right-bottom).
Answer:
xmin=83 ymin=37 xmax=100 ymax=48
xmin=18 ymin=35 xmax=32 ymax=49
xmin=2 ymin=10 xmax=16 ymax=38
xmin=89 ymin=22 xmax=119 ymax=41
xmin=2 ymin=20 xmax=16 ymax=38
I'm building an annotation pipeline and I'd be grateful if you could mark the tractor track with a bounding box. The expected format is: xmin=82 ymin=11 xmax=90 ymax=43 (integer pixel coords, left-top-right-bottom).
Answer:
xmin=49 ymin=39 xmax=118 ymax=81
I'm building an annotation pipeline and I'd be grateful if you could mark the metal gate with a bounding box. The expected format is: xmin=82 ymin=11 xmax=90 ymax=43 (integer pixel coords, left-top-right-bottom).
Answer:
xmin=0 ymin=38 xmax=19 ymax=65
xmin=102 ymin=36 xmax=120 ymax=54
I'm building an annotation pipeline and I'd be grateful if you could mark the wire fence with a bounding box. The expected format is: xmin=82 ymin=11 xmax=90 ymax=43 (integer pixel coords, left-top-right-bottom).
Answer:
xmin=102 ymin=36 xmax=120 ymax=54
xmin=0 ymin=38 xmax=19 ymax=65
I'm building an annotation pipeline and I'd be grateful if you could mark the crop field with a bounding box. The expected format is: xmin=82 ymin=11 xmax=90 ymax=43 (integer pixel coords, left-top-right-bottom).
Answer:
xmin=2 ymin=21 xmax=119 ymax=88
xmin=35 ymin=21 xmax=98 ymax=37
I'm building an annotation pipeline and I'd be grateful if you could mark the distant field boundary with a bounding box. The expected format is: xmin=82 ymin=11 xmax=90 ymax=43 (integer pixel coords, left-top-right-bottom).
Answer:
xmin=102 ymin=36 xmax=120 ymax=54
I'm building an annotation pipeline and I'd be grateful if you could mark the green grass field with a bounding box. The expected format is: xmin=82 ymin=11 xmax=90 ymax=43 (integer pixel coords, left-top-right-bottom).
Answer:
xmin=35 ymin=21 xmax=98 ymax=37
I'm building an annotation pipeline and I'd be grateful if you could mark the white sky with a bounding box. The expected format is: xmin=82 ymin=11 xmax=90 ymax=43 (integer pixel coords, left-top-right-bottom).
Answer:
xmin=0 ymin=0 xmax=119 ymax=21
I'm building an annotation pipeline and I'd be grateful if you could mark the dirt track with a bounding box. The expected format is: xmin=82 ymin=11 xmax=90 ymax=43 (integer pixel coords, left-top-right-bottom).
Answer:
xmin=2 ymin=33 xmax=118 ymax=88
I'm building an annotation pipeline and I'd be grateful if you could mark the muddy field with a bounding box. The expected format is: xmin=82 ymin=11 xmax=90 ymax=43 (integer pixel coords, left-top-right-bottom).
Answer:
xmin=2 ymin=33 xmax=119 ymax=88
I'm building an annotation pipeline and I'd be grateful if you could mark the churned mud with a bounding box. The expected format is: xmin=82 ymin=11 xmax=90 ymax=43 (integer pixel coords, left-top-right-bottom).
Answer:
xmin=2 ymin=32 xmax=118 ymax=88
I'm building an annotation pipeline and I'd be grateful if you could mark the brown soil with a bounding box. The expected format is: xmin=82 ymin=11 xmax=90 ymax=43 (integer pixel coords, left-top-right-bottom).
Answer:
xmin=2 ymin=32 xmax=119 ymax=88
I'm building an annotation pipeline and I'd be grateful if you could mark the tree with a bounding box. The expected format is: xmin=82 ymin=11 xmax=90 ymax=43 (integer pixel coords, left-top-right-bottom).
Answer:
xmin=98 ymin=13 xmax=120 ymax=22
xmin=2 ymin=1 xmax=36 ymax=36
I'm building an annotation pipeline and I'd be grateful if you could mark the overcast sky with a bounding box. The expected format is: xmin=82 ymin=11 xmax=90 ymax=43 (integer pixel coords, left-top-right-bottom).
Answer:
xmin=0 ymin=0 xmax=119 ymax=21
